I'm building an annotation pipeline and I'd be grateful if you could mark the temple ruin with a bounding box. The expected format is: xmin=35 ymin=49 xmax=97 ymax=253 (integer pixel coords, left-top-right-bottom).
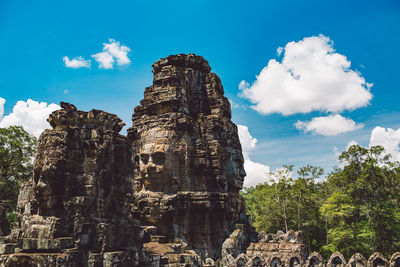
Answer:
xmin=0 ymin=54 xmax=398 ymax=266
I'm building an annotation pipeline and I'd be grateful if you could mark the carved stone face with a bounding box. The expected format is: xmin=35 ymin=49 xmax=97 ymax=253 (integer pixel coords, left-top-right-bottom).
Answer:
xmin=34 ymin=172 xmax=62 ymax=216
xmin=134 ymin=129 xmax=182 ymax=193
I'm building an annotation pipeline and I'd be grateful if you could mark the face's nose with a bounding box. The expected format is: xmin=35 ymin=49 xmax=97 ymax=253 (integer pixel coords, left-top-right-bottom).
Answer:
xmin=145 ymin=157 xmax=156 ymax=172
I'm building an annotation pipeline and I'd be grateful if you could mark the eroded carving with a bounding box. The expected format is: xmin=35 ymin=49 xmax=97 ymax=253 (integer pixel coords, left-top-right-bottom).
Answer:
xmin=348 ymin=253 xmax=367 ymax=267
xmin=328 ymin=252 xmax=347 ymax=267
xmin=128 ymin=53 xmax=250 ymax=260
xmin=368 ymin=253 xmax=388 ymax=267
xmin=0 ymin=103 xmax=144 ymax=266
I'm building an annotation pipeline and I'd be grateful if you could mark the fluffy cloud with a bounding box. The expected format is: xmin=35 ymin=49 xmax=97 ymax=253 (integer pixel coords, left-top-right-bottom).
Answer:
xmin=347 ymin=140 xmax=358 ymax=149
xmin=0 ymin=97 xmax=4 ymax=120
xmin=63 ymin=56 xmax=91 ymax=68
xmin=238 ymin=125 xmax=257 ymax=156
xmin=92 ymin=39 xmax=131 ymax=69
xmin=239 ymin=35 xmax=373 ymax=115
xmin=92 ymin=52 xmax=114 ymax=69
xmin=369 ymin=126 xmax=400 ymax=161
xmin=238 ymin=125 xmax=270 ymax=187
xmin=295 ymin=114 xmax=363 ymax=136
xmin=0 ymin=99 xmax=60 ymax=137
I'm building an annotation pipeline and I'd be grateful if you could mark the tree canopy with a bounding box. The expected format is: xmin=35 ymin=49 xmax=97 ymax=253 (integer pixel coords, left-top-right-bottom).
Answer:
xmin=0 ymin=126 xmax=37 ymax=206
xmin=320 ymin=145 xmax=400 ymax=258
xmin=242 ymin=145 xmax=400 ymax=258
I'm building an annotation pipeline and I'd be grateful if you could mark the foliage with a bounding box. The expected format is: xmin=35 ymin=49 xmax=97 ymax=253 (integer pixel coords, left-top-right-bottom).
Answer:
xmin=242 ymin=145 xmax=400 ymax=258
xmin=0 ymin=126 xmax=37 ymax=206
xmin=242 ymin=164 xmax=326 ymax=252
xmin=6 ymin=211 xmax=17 ymax=231
xmin=320 ymin=145 xmax=400 ymax=258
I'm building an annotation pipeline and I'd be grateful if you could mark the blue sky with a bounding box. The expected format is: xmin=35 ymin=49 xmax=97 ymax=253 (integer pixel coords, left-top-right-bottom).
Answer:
xmin=1 ymin=0 xmax=400 ymax=185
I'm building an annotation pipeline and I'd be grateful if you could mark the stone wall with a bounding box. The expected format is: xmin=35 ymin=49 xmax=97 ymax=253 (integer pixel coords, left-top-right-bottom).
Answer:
xmin=222 ymin=230 xmax=307 ymax=266
xmin=226 ymin=231 xmax=400 ymax=267
xmin=229 ymin=250 xmax=400 ymax=267
xmin=0 ymin=103 xmax=145 ymax=266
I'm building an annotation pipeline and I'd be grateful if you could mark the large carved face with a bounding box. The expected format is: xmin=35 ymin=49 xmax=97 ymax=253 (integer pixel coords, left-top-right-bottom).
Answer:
xmin=134 ymin=129 xmax=182 ymax=193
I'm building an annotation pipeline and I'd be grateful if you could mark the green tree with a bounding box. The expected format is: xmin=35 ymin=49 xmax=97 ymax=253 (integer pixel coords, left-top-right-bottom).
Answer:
xmin=241 ymin=182 xmax=285 ymax=234
xmin=320 ymin=145 xmax=400 ymax=258
xmin=293 ymin=165 xmax=326 ymax=252
xmin=0 ymin=126 xmax=37 ymax=206
xmin=269 ymin=165 xmax=294 ymax=233
xmin=242 ymin=165 xmax=327 ymax=252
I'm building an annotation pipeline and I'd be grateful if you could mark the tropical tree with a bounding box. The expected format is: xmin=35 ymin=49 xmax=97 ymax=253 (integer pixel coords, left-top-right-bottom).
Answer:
xmin=242 ymin=165 xmax=327 ymax=252
xmin=320 ymin=145 xmax=400 ymax=258
xmin=0 ymin=126 xmax=37 ymax=206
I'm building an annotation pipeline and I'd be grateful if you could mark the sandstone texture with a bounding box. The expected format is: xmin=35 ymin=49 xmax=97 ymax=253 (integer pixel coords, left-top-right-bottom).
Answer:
xmin=0 ymin=54 xmax=252 ymax=266
xmin=1 ymin=103 xmax=144 ymax=266
xmin=128 ymin=54 xmax=253 ymax=261
xmin=1 ymin=54 xmax=396 ymax=266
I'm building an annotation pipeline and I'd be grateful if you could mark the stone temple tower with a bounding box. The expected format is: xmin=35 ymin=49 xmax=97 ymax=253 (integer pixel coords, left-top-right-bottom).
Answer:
xmin=128 ymin=54 xmax=250 ymax=260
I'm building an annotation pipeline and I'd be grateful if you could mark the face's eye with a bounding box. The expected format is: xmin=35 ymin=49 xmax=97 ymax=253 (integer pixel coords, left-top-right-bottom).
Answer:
xmin=152 ymin=152 xmax=166 ymax=165
xmin=134 ymin=155 xmax=140 ymax=164
xmin=140 ymin=154 xmax=149 ymax=164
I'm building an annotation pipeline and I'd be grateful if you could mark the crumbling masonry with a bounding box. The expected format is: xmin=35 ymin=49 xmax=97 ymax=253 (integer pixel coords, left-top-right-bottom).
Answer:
xmin=0 ymin=54 xmax=398 ymax=266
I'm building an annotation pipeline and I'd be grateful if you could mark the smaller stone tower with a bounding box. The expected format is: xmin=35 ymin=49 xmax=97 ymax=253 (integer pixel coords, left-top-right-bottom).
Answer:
xmin=0 ymin=103 xmax=144 ymax=266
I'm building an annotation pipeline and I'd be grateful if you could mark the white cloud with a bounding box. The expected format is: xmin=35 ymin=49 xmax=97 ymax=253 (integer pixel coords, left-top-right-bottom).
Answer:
xmin=243 ymin=159 xmax=271 ymax=187
xmin=239 ymin=34 xmax=373 ymax=115
xmin=346 ymin=140 xmax=358 ymax=149
xmin=63 ymin=56 xmax=91 ymax=68
xmin=92 ymin=39 xmax=131 ymax=69
xmin=0 ymin=97 xmax=5 ymax=120
xmin=295 ymin=114 xmax=363 ymax=136
xmin=103 ymin=39 xmax=131 ymax=66
xmin=0 ymin=99 xmax=60 ymax=137
xmin=277 ymin=46 xmax=283 ymax=56
xmin=92 ymin=51 xmax=115 ymax=69
xmin=369 ymin=126 xmax=400 ymax=161
xmin=238 ymin=125 xmax=257 ymax=156
xmin=333 ymin=146 xmax=340 ymax=159
xmin=265 ymin=166 xmax=292 ymax=183
xmin=238 ymin=125 xmax=270 ymax=187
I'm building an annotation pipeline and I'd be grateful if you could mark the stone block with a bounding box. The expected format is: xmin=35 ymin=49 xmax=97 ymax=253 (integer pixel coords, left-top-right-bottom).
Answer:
xmin=0 ymin=243 xmax=17 ymax=254
xmin=19 ymin=237 xmax=73 ymax=251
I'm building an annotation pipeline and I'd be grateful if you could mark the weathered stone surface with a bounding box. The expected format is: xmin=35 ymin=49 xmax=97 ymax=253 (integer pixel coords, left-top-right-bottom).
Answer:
xmin=328 ymin=252 xmax=347 ymax=267
xmin=0 ymin=243 xmax=17 ymax=255
xmin=128 ymin=53 xmax=250 ymax=261
xmin=367 ymin=252 xmax=388 ymax=267
xmin=221 ymin=229 xmax=249 ymax=266
xmin=226 ymin=230 xmax=309 ymax=267
xmin=1 ymin=103 xmax=144 ymax=266
xmin=0 ymin=53 xmax=251 ymax=266
xmin=348 ymin=253 xmax=367 ymax=267
xmin=0 ymin=201 xmax=11 ymax=236
xmin=5 ymin=53 xmax=392 ymax=266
